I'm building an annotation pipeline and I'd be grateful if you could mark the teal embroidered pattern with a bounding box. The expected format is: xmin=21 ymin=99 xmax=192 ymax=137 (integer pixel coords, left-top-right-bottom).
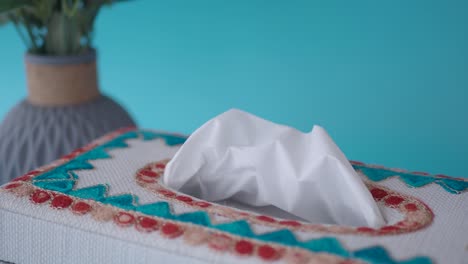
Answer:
xmin=25 ymin=129 xmax=438 ymax=264
xmin=353 ymin=165 xmax=468 ymax=194
xmin=353 ymin=247 xmax=432 ymax=264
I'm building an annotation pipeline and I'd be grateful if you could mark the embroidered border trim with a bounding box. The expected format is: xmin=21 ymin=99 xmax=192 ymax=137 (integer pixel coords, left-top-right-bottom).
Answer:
xmin=350 ymin=161 xmax=468 ymax=194
xmin=3 ymin=181 xmax=431 ymax=264
xmin=136 ymin=160 xmax=434 ymax=236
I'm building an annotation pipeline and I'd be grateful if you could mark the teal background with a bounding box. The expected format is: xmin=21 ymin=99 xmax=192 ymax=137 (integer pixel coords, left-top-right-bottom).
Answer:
xmin=1 ymin=0 xmax=467 ymax=178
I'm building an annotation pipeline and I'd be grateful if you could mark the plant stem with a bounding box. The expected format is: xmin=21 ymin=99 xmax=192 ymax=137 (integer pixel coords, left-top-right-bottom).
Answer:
xmin=62 ymin=0 xmax=80 ymax=17
xmin=23 ymin=20 xmax=38 ymax=51
xmin=10 ymin=15 xmax=30 ymax=48
xmin=69 ymin=0 xmax=81 ymax=17
xmin=18 ymin=9 xmax=39 ymax=52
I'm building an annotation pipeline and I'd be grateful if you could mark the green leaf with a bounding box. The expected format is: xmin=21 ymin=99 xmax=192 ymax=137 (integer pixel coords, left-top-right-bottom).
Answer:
xmin=0 ymin=13 xmax=10 ymax=26
xmin=2 ymin=0 xmax=134 ymax=55
xmin=34 ymin=0 xmax=58 ymax=24
xmin=77 ymin=5 xmax=100 ymax=35
xmin=0 ymin=0 xmax=32 ymax=14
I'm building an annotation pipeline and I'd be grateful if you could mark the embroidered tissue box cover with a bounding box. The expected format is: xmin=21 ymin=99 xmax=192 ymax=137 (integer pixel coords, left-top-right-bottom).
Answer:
xmin=1 ymin=128 xmax=467 ymax=264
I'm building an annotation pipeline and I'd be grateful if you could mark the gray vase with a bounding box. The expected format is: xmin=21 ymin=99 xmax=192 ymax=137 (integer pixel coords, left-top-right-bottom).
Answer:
xmin=0 ymin=51 xmax=136 ymax=184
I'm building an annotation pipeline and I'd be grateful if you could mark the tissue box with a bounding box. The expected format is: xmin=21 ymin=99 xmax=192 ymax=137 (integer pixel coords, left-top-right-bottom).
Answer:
xmin=1 ymin=128 xmax=467 ymax=264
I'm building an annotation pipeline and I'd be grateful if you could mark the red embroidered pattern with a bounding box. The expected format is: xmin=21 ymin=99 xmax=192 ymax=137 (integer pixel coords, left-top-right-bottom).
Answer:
xmin=136 ymin=160 xmax=434 ymax=236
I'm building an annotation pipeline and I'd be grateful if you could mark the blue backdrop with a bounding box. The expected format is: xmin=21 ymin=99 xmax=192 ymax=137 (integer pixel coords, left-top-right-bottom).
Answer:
xmin=1 ymin=0 xmax=467 ymax=177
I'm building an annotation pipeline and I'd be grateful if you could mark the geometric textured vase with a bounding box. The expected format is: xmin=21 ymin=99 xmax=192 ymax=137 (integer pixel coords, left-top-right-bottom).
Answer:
xmin=0 ymin=95 xmax=136 ymax=184
xmin=0 ymin=50 xmax=136 ymax=184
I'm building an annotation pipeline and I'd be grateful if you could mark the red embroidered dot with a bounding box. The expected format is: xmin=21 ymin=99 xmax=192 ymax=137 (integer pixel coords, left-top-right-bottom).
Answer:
xmin=412 ymin=171 xmax=429 ymax=176
xmin=136 ymin=216 xmax=159 ymax=233
xmin=176 ymin=196 xmax=193 ymax=203
xmin=256 ymin=215 xmax=276 ymax=223
xmin=404 ymin=203 xmax=418 ymax=212
xmin=385 ymin=196 xmax=404 ymax=206
xmin=26 ymin=170 xmax=41 ymax=176
xmin=76 ymin=147 xmax=87 ymax=152
xmin=435 ymin=174 xmax=450 ymax=179
xmin=370 ymin=188 xmax=388 ymax=200
xmin=238 ymin=212 xmax=250 ymax=217
xmin=257 ymin=245 xmax=280 ymax=261
xmin=70 ymin=151 xmax=82 ymax=157
xmin=4 ymin=182 xmax=22 ymax=190
xmin=140 ymin=169 xmax=159 ymax=178
xmin=380 ymin=226 xmax=400 ymax=233
xmin=114 ymin=212 xmax=135 ymax=227
xmin=51 ymin=195 xmax=73 ymax=209
xmin=235 ymin=240 xmax=254 ymax=255
xmin=155 ymin=163 xmax=166 ymax=169
xmin=395 ymin=221 xmax=407 ymax=227
xmin=405 ymin=221 xmax=422 ymax=228
xmin=62 ymin=153 xmax=76 ymax=159
xmin=158 ymin=189 xmax=176 ymax=198
xmin=193 ymin=201 xmax=212 ymax=208
xmin=30 ymin=190 xmax=51 ymax=204
xmin=137 ymin=174 xmax=157 ymax=183
xmin=12 ymin=174 xmax=32 ymax=182
xmin=161 ymin=223 xmax=183 ymax=238
xmin=71 ymin=201 xmax=91 ymax=215
xmin=208 ymin=234 xmax=232 ymax=251
xmin=279 ymin=220 xmax=302 ymax=227
xmin=66 ymin=152 xmax=80 ymax=158
xmin=80 ymin=144 xmax=92 ymax=151
xmin=356 ymin=227 xmax=375 ymax=233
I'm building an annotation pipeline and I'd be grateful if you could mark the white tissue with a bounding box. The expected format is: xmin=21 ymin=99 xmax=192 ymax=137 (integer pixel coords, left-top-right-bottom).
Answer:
xmin=163 ymin=109 xmax=385 ymax=227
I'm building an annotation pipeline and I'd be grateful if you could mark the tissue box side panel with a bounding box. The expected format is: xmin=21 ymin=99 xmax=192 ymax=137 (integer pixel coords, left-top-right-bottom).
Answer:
xmin=0 ymin=209 xmax=209 ymax=264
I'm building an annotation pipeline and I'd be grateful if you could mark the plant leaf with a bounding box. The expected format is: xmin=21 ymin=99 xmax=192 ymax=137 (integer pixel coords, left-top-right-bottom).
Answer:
xmin=34 ymin=0 xmax=58 ymax=24
xmin=0 ymin=13 xmax=10 ymax=25
xmin=0 ymin=0 xmax=32 ymax=14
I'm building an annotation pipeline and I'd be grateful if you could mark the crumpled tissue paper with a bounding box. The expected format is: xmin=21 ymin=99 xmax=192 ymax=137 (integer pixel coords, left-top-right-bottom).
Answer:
xmin=163 ymin=109 xmax=384 ymax=227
